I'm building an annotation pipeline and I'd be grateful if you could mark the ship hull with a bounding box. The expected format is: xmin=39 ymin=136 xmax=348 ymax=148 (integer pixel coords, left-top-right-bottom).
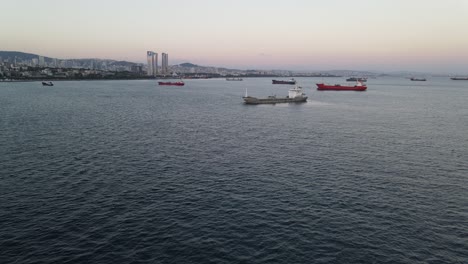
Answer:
xmin=450 ymin=77 xmax=468 ymax=80
xmin=316 ymin=83 xmax=367 ymax=91
xmin=243 ymin=96 xmax=307 ymax=104
xmin=272 ymin=80 xmax=296 ymax=85
xmin=158 ymin=82 xmax=185 ymax=86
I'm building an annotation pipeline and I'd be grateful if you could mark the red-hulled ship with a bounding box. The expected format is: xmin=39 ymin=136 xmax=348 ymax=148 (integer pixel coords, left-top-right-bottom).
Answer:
xmin=158 ymin=81 xmax=185 ymax=86
xmin=316 ymin=81 xmax=367 ymax=91
xmin=272 ymin=78 xmax=296 ymax=85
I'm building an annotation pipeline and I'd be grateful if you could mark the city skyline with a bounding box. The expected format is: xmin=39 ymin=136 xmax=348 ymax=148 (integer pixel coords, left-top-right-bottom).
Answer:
xmin=1 ymin=0 xmax=468 ymax=73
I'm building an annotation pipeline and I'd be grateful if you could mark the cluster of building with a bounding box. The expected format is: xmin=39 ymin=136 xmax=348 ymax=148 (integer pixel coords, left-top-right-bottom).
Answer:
xmin=0 ymin=66 xmax=147 ymax=80
xmin=146 ymin=51 xmax=169 ymax=76
xmin=0 ymin=51 xmax=352 ymax=81
xmin=0 ymin=56 xmax=142 ymax=73
xmin=0 ymin=55 xmax=147 ymax=80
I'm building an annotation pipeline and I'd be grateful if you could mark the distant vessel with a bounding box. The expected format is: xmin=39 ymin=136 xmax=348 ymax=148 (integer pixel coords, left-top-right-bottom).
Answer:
xmin=410 ymin=77 xmax=427 ymax=81
xmin=346 ymin=77 xmax=367 ymax=82
xmin=183 ymin=76 xmax=211 ymax=79
xmin=243 ymin=85 xmax=307 ymax=104
xmin=272 ymin=78 xmax=296 ymax=85
xmin=316 ymin=81 xmax=367 ymax=91
xmin=450 ymin=77 xmax=468 ymax=80
xmin=158 ymin=81 xmax=185 ymax=86
xmin=226 ymin=78 xmax=243 ymax=81
xmin=42 ymin=81 xmax=53 ymax=86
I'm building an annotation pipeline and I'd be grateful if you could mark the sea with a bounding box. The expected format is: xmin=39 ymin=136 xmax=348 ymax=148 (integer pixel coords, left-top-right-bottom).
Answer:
xmin=1 ymin=77 xmax=467 ymax=263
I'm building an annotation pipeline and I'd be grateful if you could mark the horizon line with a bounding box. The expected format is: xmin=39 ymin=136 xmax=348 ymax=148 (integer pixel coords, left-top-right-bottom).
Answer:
xmin=0 ymin=50 xmax=466 ymax=75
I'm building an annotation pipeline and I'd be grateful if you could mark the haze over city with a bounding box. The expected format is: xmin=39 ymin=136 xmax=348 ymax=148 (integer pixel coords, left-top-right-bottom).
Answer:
xmin=2 ymin=0 xmax=468 ymax=73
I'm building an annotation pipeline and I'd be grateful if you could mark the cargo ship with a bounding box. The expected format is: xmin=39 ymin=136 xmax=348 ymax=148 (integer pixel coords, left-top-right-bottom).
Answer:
xmin=346 ymin=77 xmax=367 ymax=82
xmin=316 ymin=81 xmax=367 ymax=91
xmin=450 ymin=77 xmax=468 ymax=80
xmin=410 ymin=77 xmax=427 ymax=81
xmin=243 ymin=85 xmax=307 ymax=104
xmin=158 ymin=81 xmax=185 ymax=86
xmin=272 ymin=78 xmax=296 ymax=85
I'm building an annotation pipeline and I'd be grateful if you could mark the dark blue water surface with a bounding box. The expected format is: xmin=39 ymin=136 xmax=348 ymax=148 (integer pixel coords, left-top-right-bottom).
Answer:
xmin=1 ymin=77 xmax=467 ymax=263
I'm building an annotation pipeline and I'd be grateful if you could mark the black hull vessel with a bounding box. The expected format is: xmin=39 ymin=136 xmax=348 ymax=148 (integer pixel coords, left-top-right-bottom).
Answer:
xmin=243 ymin=96 xmax=307 ymax=104
xmin=346 ymin=77 xmax=367 ymax=82
xmin=272 ymin=79 xmax=296 ymax=85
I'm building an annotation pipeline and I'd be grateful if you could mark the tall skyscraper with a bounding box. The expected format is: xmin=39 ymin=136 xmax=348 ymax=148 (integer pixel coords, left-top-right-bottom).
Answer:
xmin=38 ymin=56 xmax=45 ymax=67
xmin=161 ymin=53 xmax=169 ymax=75
xmin=146 ymin=51 xmax=158 ymax=76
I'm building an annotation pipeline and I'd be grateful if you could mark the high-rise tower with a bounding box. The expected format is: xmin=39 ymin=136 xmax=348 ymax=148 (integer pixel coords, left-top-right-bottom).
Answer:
xmin=38 ymin=56 xmax=45 ymax=67
xmin=146 ymin=51 xmax=158 ymax=76
xmin=161 ymin=53 xmax=169 ymax=75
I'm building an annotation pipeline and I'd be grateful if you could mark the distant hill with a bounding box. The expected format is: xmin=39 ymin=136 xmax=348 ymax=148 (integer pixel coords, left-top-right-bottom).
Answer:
xmin=178 ymin=62 xmax=199 ymax=67
xmin=0 ymin=51 xmax=442 ymax=76
xmin=318 ymin=69 xmax=381 ymax=77
xmin=0 ymin=51 xmax=50 ymax=60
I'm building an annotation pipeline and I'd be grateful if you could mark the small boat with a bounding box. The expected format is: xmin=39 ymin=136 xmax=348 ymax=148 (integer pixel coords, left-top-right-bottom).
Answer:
xmin=42 ymin=81 xmax=54 ymax=86
xmin=226 ymin=78 xmax=243 ymax=81
xmin=316 ymin=81 xmax=367 ymax=91
xmin=410 ymin=77 xmax=427 ymax=81
xmin=158 ymin=81 xmax=185 ymax=86
xmin=346 ymin=77 xmax=367 ymax=82
xmin=272 ymin=78 xmax=296 ymax=85
xmin=243 ymin=85 xmax=307 ymax=104
xmin=450 ymin=77 xmax=468 ymax=80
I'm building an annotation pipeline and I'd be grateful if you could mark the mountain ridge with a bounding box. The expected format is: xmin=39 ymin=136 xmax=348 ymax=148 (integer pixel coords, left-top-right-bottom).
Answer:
xmin=0 ymin=50 xmax=444 ymax=76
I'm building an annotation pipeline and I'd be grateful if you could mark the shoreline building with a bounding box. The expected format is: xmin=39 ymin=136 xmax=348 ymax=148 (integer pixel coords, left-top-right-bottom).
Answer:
xmin=38 ymin=56 xmax=45 ymax=67
xmin=146 ymin=51 xmax=158 ymax=76
xmin=161 ymin=53 xmax=169 ymax=75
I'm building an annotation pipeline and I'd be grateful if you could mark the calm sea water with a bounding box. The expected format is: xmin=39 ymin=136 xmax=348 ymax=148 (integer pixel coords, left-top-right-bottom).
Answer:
xmin=1 ymin=77 xmax=467 ymax=263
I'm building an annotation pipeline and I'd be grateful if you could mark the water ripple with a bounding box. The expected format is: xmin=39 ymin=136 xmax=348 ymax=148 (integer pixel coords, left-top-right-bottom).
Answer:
xmin=1 ymin=79 xmax=467 ymax=263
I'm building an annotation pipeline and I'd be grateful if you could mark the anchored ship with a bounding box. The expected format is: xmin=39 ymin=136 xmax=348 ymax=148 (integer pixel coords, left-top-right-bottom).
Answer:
xmin=450 ymin=77 xmax=468 ymax=80
xmin=272 ymin=78 xmax=296 ymax=85
xmin=346 ymin=77 xmax=367 ymax=82
xmin=158 ymin=81 xmax=185 ymax=86
xmin=243 ymin=85 xmax=307 ymax=104
xmin=226 ymin=78 xmax=243 ymax=81
xmin=316 ymin=81 xmax=367 ymax=91
xmin=410 ymin=77 xmax=427 ymax=81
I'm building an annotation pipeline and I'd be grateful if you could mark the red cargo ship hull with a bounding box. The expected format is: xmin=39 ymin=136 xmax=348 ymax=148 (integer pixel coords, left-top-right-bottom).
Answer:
xmin=316 ymin=83 xmax=367 ymax=91
xmin=158 ymin=81 xmax=185 ymax=86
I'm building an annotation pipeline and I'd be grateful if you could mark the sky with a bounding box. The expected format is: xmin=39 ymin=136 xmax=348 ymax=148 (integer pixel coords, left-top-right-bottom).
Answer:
xmin=1 ymin=0 xmax=468 ymax=73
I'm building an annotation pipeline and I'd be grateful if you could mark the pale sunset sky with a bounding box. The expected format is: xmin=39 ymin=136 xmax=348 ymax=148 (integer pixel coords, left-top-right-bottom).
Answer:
xmin=2 ymin=0 xmax=468 ymax=72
